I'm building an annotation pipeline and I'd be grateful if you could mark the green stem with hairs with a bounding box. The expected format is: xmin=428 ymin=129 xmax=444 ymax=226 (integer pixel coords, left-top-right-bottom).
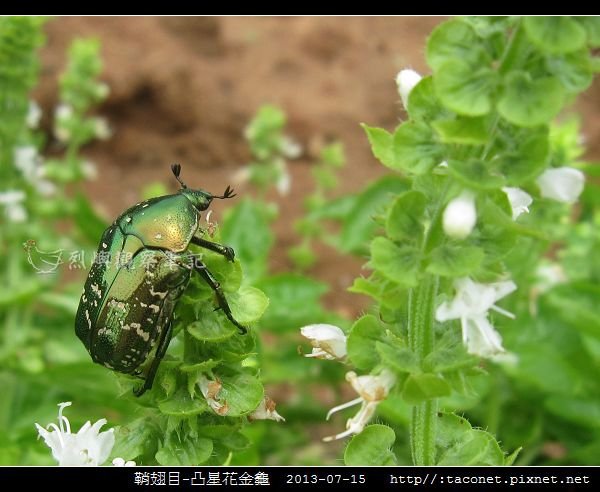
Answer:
xmin=408 ymin=274 xmax=439 ymax=466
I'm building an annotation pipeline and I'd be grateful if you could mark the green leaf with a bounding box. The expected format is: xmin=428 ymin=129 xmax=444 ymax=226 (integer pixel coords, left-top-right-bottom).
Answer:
xmin=393 ymin=121 xmax=445 ymax=174
xmin=434 ymin=60 xmax=496 ymax=116
xmin=221 ymin=198 xmax=273 ymax=282
xmin=370 ymin=237 xmax=420 ymax=287
xmin=437 ymin=429 xmax=505 ymax=465
xmin=447 ymin=158 xmax=505 ymax=190
xmin=545 ymin=397 xmax=600 ymax=429
xmin=362 ymin=124 xmax=394 ymax=168
xmin=544 ymin=282 xmax=600 ymax=339
xmin=424 ymin=347 xmax=477 ymax=373
xmin=158 ymin=388 xmax=208 ymax=416
xmin=576 ymin=16 xmax=600 ymax=47
xmin=227 ymin=286 xmax=269 ymax=325
xmin=401 ymin=373 xmax=451 ymax=404
xmin=386 ymin=191 xmax=427 ymax=243
xmin=344 ymin=425 xmax=397 ymax=465
xmin=257 ymin=274 xmax=328 ymax=330
xmin=73 ymin=193 xmax=109 ymax=243
xmin=347 ymin=315 xmax=383 ymax=370
xmin=426 ymin=244 xmax=484 ymax=277
xmin=376 ymin=341 xmax=419 ymax=373
xmin=219 ymin=372 xmax=264 ymax=417
xmin=187 ymin=317 xmax=236 ymax=342
xmin=498 ymin=72 xmax=564 ymax=127
xmin=339 ymin=176 xmax=409 ymax=254
xmin=110 ymin=418 xmax=157 ymax=462
xmin=426 ymin=19 xmax=488 ymax=72
xmin=155 ymin=435 xmax=213 ymax=465
xmin=523 ymin=17 xmax=586 ymax=54
xmin=546 ymin=50 xmax=594 ymax=93
xmin=406 ymin=76 xmax=449 ymax=122
xmin=435 ymin=412 xmax=507 ymax=465
xmin=496 ymin=127 xmax=549 ymax=185
xmin=432 ymin=116 xmax=490 ymax=145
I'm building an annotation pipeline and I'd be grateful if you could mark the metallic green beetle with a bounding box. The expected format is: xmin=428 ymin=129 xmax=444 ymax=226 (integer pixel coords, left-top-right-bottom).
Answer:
xmin=75 ymin=164 xmax=245 ymax=396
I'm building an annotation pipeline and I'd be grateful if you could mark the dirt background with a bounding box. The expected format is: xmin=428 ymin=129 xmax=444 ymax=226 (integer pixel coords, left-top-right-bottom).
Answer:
xmin=36 ymin=17 xmax=600 ymax=316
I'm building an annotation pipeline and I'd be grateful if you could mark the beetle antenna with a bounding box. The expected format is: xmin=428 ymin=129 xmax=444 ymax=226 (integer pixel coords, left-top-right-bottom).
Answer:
xmin=171 ymin=163 xmax=187 ymax=189
xmin=214 ymin=185 xmax=237 ymax=200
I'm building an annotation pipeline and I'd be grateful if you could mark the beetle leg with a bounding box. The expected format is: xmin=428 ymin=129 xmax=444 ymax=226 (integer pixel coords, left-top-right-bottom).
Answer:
xmin=134 ymin=320 xmax=174 ymax=397
xmin=191 ymin=236 xmax=235 ymax=262
xmin=194 ymin=261 xmax=247 ymax=334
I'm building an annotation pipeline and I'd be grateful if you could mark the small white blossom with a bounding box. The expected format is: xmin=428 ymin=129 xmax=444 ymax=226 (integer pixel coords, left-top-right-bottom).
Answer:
xmin=35 ymin=402 xmax=115 ymax=466
xmin=27 ymin=100 xmax=42 ymax=129
xmin=443 ymin=192 xmax=477 ymax=239
xmin=323 ymin=369 xmax=395 ymax=442
xmin=436 ymin=277 xmax=516 ymax=358
xmin=112 ymin=457 xmax=136 ymax=466
xmin=396 ymin=69 xmax=422 ymax=109
xmin=95 ymin=82 xmax=110 ymax=100
xmin=198 ymin=375 xmax=228 ymax=416
xmin=14 ymin=146 xmax=56 ymax=196
xmin=82 ymin=160 xmax=98 ymax=180
xmin=274 ymin=158 xmax=291 ymax=196
xmin=54 ymin=104 xmax=74 ymax=142
xmin=502 ymin=187 xmax=533 ymax=220
xmin=280 ymin=136 xmax=302 ymax=159
xmin=248 ymin=396 xmax=285 ymax=422
xmin=536 ymin=167 xmax=585 ymax=204
xmin=300 ymin=324 xmax=347 ymax=360
xmin=93 ymin=117 xmax=112 ymax=140
xmin=0 ymin=189 xmax=27 ymax=223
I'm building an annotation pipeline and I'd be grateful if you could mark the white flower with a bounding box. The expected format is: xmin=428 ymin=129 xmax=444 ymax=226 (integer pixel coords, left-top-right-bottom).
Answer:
xmin=300 ymin=324 xmax=347 ymax=360
xmin=536 ymin=167 xmax=585 ymax=204
xmin=280 ymin=136 xmax=302 ymax=159
xmin=112 ymin=458 xmax=136 ymax=466
xmin=248 ymin=396 xmax=285 ymax=422
xmin=396 ymin=69 xmax=422 ymax=110
xmin=323 ymin=369 xmax=395 ymax=442
xmin=274 ymin=158 xmax=291 ymax=196
xmin=95 ymin=82 xmax=110 ymax=100
xmin=82 ymin=160 xmax=98 ymax=180
xmin=0 ymin=189 xmax=27 ymax=223
xmin=54 ymin=104 xmax=74 ymax=142
xmin=27 ymin=100 xmax=42 ymax=129
xmin=55 ymin=103 xmax=73 ymax=120
xmin=35 ymin=402 xmax=115 ymax=466
xmin=93 ymin=117 xmax=111 ymax=140
xmin=198 ymin=375 xmax=228 ymax=416
xmin=13 ymin=146 xmax=56 ymax=196
xmin=435 ymin=277 xmax=517 ymax=358
xmin=502 ymin=187 xmax=532 ymax=220
xmin=442 ymin=192 xmax=477 ymax=239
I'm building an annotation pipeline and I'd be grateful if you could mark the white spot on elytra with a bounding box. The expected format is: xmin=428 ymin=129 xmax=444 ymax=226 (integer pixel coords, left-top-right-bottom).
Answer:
xmin=142 ymin=203 xmax=149 ymax=208
xmin=155 ymin=233 xmax=162 ymax=240
xmin=91 ymin=283 xmax=102 ymax=297
xmin=134 ymin=327 xmax=144 ymax=341
xmin=149 ymin=287 xmax=167 ymax=299
xmin=102 ymin=242 xmax=107 ymax=248
xmin=149 ymin=304 xmax=160 ymax=313
xmin=140 ymin=302 xmax=148 ymax=308
xmin=126 ymin=216 xmax=132 ymax=223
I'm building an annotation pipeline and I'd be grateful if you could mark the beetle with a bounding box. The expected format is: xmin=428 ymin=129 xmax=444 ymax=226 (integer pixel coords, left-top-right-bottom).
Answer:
xmin=75 ymin=164 xmax=245 ymax=396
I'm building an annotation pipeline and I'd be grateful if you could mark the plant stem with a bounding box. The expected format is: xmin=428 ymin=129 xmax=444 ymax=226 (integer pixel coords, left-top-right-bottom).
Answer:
xmin=408 ymin=274 xmax=439 ymax=465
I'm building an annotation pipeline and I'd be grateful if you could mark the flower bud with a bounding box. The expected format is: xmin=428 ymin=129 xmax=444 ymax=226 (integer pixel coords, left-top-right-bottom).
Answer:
xmin=442 ymin=192 xmax=476 ymax=239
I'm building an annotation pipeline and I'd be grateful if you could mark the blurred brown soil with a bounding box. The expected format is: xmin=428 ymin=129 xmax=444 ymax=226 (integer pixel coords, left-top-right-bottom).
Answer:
xmin=36 ymin=17 xmax=600 ymax=317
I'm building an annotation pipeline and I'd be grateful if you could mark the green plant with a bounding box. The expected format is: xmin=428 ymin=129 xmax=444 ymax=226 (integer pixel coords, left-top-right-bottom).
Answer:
xmin=303 ymin=16 xmax=600 ymax=465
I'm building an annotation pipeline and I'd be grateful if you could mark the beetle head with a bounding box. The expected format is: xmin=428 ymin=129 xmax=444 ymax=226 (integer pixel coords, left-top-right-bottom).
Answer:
xmin=171 ymin=163 xmax=236 ymax=211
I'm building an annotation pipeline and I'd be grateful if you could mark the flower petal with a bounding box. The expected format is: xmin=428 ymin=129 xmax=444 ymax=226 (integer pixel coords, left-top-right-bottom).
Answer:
xmin=536 ymin=167 xmax=584 ymax=204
